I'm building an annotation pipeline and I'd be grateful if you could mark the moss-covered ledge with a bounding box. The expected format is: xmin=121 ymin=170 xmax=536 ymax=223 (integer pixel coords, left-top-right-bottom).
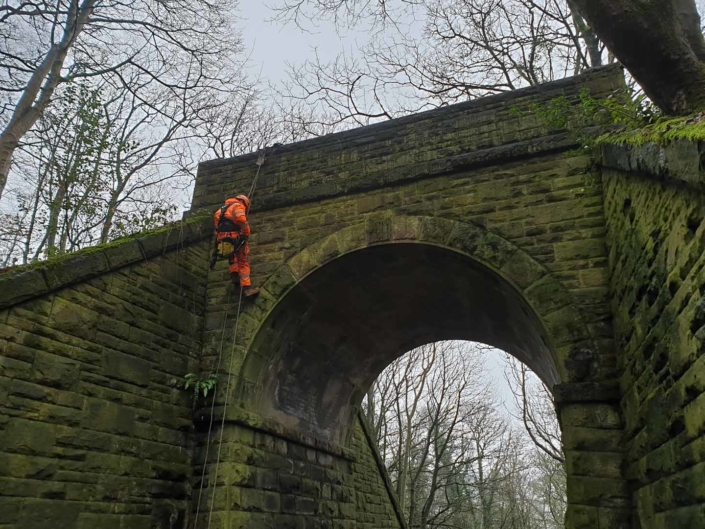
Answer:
xmin=0 ymin=215 xmax=212 ymax=310
xmin=217 ymin=404 xmax=358 ymax=461
xmin=600 ymin=116 xmax=705 ymax=190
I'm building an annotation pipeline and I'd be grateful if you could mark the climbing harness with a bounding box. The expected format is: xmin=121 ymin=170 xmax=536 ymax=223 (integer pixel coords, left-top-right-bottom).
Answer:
xmin=195 ymin=145 xmax=270 ymax=529
xmin=209 ymin=148 xmax=268 ymax=270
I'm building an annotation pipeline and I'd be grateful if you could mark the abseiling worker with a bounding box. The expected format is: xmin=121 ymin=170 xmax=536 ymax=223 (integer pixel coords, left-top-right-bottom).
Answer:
xmin=213 ymin=195 xmax=260 ymax=297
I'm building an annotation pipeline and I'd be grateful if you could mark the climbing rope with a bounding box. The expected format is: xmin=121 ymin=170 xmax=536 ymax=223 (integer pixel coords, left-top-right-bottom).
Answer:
xmin=206 ymin=286 xmax=244 ymax=528
xmin=247 ymin=148 xmax=267 ymax=205
xmin=194 ymin=289 xmax=231 ymax=523
xmin=196 ymin=146 xmax=268 ymax=529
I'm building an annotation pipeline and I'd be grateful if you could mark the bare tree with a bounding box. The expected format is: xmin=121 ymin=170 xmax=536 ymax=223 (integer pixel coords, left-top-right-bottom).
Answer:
xmin=503 ymin=355 xmax=563 ymax=464
xmin=529 ymin=450 xmax=567 ymax=528
xmin=278 ymin=0 xmax=606 ymax=130
xmin=1 ymin=66 xmax=255 ymax=264
xmin=408 ymin=343 xmax=490 ymax=528
xmin=272 ymin=0 xmax=421 ymax=29
xmin=275 ymin=0 xmax=705 ymax=114
xmin=9 ymin=83 xmax=110 ymax=258
xmin=0 ymin=210 xmax=27 ymax=267
xmin=0 ymin=0 xmax=243 ymax=200
xmin=364 ymin=341 xmax=567 ymax=529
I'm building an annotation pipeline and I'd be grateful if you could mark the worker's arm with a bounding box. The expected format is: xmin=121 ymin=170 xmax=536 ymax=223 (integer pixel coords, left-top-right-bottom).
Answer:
xmin=225 ymin=203 xmax=251 ymax=237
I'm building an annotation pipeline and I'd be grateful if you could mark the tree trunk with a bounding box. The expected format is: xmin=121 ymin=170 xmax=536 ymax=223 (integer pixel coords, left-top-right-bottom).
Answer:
xmin=100 ymin=189 xmax=121 ymax=243
xmin=46 ymin=177 xmax=66 ymax=256
xmin=567 ymin=0 xmax=602 ymax=68
xmin=407 ymin=474 xmax=417 ymax=527
xmin=0 ymin=0 xmax=96 ymax=200
xmin=572 ymin=0 xmax=705 ymax=114
xmin=0 ymin=138 xmax=19 ymax=201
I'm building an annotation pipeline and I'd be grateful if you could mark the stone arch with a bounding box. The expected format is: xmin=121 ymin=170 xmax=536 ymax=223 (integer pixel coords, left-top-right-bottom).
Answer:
xmin=230 ymin=214 xmax=600 ymax=446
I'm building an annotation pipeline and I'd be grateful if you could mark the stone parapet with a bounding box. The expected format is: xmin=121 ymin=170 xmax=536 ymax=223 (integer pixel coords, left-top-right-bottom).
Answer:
xmin=0 ymin=216 xmax=212 ymax=311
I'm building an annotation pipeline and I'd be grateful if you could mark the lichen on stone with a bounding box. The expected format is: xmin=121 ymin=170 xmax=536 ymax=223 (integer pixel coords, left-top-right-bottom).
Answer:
xmin=1 ymin=212 xmax=211 ymax=276
xmin=598 ymin=113 xmax=705 ymax=147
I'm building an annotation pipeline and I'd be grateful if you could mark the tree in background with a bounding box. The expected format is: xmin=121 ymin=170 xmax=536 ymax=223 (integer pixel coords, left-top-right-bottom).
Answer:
xmin=2 ymin=80 xmax=178 ymax=264
xmin=274 ymin=0 xmax=705 ymax=115
xmin=0 ymin=0 xmax=299 ymax=265
xmin=277 ymin=0 xmax=607 ymax=132
xmin=0 ymin=72 xmax=307 ymax=266
xmin=364 ymin=341 xmax=566 ymax=529
xmin=504 ymin=355 xmax=566 ymax=528
xmin=0 ymin=0 xmax=244 ymax=200
xmin=4 ymin=83 xmax=111 ymax=264
xmin=505 ymin=355 xmax=563 ymax=464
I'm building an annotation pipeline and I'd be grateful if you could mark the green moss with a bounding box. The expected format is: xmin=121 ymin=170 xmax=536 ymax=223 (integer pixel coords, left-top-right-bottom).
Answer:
xmin=598 ymin=114 xmax=705 ymax=147
xmin=514 ymin=87 xmax=658 ymax=151
xmin=2 ymin=213 xmax=211 ymax=276
xmin=520 ymin=87 xmax=705 ymax=151
xmin=107 ymin=212 xmax=210 ymax=247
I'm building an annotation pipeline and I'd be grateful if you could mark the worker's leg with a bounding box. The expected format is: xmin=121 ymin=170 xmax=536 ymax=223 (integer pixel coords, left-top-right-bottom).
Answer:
xmin=237 ymin=243 xmax=259 ymax=296
xmin=228 ymin=252 xmax=239 ymax=287
xmin=236 ymin=243 xmax=251 ymax=287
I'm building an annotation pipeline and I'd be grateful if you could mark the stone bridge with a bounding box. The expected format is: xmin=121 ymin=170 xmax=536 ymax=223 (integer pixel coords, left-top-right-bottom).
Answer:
xmin=1 ymin=64 xmax=705 ymax=529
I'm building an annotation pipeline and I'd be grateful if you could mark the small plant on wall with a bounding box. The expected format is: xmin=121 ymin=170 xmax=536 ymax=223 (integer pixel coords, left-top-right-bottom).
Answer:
xmin=184 ymin=372 xmax=218 ymax=409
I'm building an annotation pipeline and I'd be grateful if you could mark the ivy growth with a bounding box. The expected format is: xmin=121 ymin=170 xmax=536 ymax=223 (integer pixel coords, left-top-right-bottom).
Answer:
xmin=598 ymin=113 xmax=705 ymax=146
xmin=511 ymin=87 xmax=659 ymax=148
xmin=184 ymin=372 xmax=218 ymax=408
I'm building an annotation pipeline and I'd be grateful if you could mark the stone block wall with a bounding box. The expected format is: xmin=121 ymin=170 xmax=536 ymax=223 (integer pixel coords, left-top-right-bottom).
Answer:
xmin=0 ymin=65 xmax=652 ymax=529
xmin=602 ymin=140 xmax=705 ymax=528
xmin=202 ymin=150 xmax=616 ymax=383
xmin=192 ymin=66 xmax=632 ymax=529
xmin=195 ymin=66 xmax=627 ymax=384
xmin=0 ymin=221 xmax=211 ymax=529
xmin=193 ymin=416 xmax=403 ymax=529
xmin=192 ymin=65 xmax=623 ymax=216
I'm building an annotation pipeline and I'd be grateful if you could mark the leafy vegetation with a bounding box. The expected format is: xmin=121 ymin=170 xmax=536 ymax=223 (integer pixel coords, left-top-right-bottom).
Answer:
xmin=524 ymin=86 xmax=705 ymax=151
xmin=597 ymin=113 xmax=705 ymax=146
xmin=511 ymin=87 xmax=705 ymax=151
xmin=184 ymin=372 xmax=218 ymax=408
xmin=511 ymin=87 xmax=659 ymax=148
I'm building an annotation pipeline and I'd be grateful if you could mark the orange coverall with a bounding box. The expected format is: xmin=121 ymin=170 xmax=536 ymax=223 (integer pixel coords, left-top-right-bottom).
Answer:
xmin=214 ymin=198 xmax=252 ymax=287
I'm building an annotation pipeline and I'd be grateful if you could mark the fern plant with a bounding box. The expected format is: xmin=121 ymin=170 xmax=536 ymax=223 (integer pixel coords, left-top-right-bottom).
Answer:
xmin=184 ymin=372 xmax=218 ymax=408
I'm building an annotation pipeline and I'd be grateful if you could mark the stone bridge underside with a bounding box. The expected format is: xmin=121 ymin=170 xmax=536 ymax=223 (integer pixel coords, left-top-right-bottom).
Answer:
xmin=2 ymin=64 xmax=705 ymax=529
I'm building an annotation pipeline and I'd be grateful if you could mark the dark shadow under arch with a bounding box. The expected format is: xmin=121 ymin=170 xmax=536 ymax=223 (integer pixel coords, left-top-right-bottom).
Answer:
xmin=240 ymin=239 xmax=565 ymax=445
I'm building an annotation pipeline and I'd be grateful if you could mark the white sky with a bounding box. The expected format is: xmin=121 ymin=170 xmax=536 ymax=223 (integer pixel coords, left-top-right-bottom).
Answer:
xmin=241 ymin=3 xmax=372 ymax=84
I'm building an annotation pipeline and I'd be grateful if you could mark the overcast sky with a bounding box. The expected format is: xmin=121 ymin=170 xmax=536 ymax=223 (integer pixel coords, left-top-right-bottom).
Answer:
xmin=241 ymin=3 xmax=371 ymax=84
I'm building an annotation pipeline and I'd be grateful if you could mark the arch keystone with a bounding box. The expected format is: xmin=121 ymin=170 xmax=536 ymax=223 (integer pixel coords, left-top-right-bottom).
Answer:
xmin=391 ymin=216 xmax=423 ymax=241
xmin=365 ymin=214 xmax=394 ymax=244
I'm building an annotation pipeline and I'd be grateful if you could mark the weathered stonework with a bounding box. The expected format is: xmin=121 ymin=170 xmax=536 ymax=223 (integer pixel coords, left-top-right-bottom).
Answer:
xmin=193 ymin=415 xmax=402 ymax=529
xmin=3 ymin=64 xmax=701 ymax=529
xmin=0 ymin=219 xmax=212 ymax=529
xmin=602 ymin=141 xmax=705 ymax=529
xmin=192 ymin=65 xmax=629 ymax=529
